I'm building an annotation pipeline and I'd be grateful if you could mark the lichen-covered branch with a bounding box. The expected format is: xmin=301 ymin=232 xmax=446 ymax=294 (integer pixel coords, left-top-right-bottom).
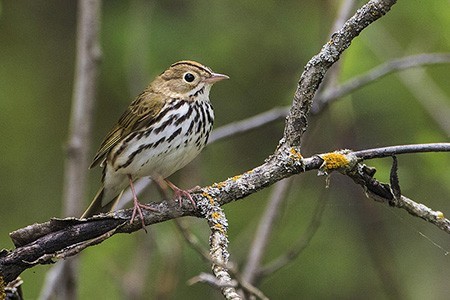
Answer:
xmin=197 ymin=194 xmax=240 ymax=299
xmin=2 ymin=143 xmax=450 ymax=284
xmin=284 ymin=0 xmax=397 ymax=147
xmin=209 ymin=51 xmax=450 ymax=143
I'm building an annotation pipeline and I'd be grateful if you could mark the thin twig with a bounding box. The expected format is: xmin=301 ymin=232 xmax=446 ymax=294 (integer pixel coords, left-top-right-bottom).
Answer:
xmin=174 ymin=219 xmax=210 ymax=261
xmin=366 ymin=26 xmax=450 ymax=136
xmin=258 ymin=191 xmax=329 ymax=278
xmin=313 ymin=53 xmax=450 ymax=113
xmin=353 ymin=143 xmax=450 ymax=160
xmin=208 ymin=51 xmax=450 ymax=143
xmin=241 ymin=178 xmax=293 ymax=285
xmin=209 ymin=107 xmax=288 ymax=144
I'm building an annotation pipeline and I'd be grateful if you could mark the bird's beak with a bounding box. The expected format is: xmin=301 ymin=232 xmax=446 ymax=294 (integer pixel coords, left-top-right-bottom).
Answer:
xmin=204 ymin=72 xmax=229 ymax=83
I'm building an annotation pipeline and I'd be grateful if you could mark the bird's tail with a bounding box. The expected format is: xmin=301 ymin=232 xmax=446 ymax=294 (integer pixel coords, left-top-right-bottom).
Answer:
xmin=81 ymin=186 xmax=124 ymax=218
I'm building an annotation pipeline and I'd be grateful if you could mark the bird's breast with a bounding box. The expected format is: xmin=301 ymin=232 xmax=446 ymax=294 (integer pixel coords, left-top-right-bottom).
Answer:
xmin=108 ymin=99 xmax=214 ymax=179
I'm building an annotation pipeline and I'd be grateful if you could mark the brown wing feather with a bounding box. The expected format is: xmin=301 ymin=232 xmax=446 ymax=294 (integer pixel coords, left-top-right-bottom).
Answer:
xmin=89 ymin=90 xmax=165 ymax=169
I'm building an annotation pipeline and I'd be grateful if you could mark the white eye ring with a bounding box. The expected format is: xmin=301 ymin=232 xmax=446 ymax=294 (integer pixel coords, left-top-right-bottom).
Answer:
xmin=183 ymin=72 xmax=196 ymax=83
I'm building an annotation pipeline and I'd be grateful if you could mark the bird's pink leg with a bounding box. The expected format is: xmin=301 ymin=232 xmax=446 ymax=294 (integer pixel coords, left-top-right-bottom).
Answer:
xmin=128 ymin=175 xmax=157 ymax=231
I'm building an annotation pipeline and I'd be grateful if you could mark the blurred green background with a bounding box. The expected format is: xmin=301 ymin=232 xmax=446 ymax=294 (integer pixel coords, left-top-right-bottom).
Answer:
xmin=1 ymin=0 xmax=450 ymax=299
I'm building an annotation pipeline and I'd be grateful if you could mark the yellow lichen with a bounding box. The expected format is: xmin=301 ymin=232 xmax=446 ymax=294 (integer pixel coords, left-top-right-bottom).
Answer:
xmin=231 ymin=175 xmax=242 ymax=181
xmin=202 ymin=192 xmax=215 ymax=205
xmin=212 ymin=223 xmax=225 ymax=233
xmin=213 ymin=181 xmax=226 ymax=189
xmin=321 ymin=152 xmax=350 ymax=171
xmin=436 ymin=211 xmax=445 ymax=220
xmin=211 ymin=212 xmax=221 ymax=220
xmin=290 ymin=148 xmax=303 ymax=160
xmin=0 ymin=276 xmax=4 ymax=300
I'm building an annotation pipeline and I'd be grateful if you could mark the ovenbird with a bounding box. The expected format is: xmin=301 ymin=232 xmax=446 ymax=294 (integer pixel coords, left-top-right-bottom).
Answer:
xmin=82 ymin=61 xmax=228 ymax=226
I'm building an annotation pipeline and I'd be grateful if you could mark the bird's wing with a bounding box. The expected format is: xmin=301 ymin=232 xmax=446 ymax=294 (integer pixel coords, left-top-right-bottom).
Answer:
xmin=89 ymin=91 xmax=165 ymax=169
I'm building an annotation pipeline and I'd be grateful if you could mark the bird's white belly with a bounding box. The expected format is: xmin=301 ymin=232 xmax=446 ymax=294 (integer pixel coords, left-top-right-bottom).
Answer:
xmin=130 ymin=137 xmax=204 ymax=178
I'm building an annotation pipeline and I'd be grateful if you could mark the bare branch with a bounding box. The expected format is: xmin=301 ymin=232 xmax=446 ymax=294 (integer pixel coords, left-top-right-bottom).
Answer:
xmin=241 ymin=178 xmax=293 ymax=285
xmin=366 ymin=26 xmax=450 ymax=136
xmin=239 ymin=2 xmax=357 ymax=284
xmin=40 ymin=1 xmax=102 ymax=299
xmin=284 ymin=0 xmax=397 ymax=147
xmin=63 ymin=0 xmax=102 ymax=217
xmin=208 ymin=51 xmax=450 ymax=142
xmin=209 ymin=107 xmax=288 ymax=144
xmin=313 ymin=53 xmax=450 ymax=113
xmin=198 ymin=196 xmax=241 ymax=299
xmin=353 ymin=143 xmax=450 ymax=160
xmin=2 ymin=143 xmax=449 ymax=284
xmin=342 ymin=160 xmax=450 ymax=234
xmin=258 ymin=192 xmax=329 ymax=278
xmin=348 ymin=164 xmax=450 ymax=233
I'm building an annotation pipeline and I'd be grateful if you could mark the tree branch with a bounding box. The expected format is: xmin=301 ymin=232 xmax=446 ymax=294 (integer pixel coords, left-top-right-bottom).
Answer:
xmin=241 ymin=178 xmax=293 ymax=285
xmin=208 ymin=51 xmax=450 ymax=143
xmin=63 ymin=0 xmax=102 ymax=218
xmin=312 ymin=53 xmax=450 ymax=113
xmin=2 ymin=142 xmax=450 ymax=283
xmin=198 ymin=195 xmax=240 ymax=299
xmin=353 ymin=143 xmax=450 ymax=160
xmin=39 ymin=1 xmax=102 ymax=299
xmin=258 ymin=191 xmax=329 ymax=279
xmin=284 ymin=0 xmax=397 ymax=147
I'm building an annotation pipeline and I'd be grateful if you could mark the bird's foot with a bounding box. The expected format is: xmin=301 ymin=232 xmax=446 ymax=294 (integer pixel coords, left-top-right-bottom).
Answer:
xmin=130 ymin=199 xmax=158 ymax=233
xmin=164 ymin=180 xmax=200 ymax=208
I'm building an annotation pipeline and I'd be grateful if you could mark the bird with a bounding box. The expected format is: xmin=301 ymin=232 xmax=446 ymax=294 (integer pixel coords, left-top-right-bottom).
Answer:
xmin=81 ymin=60 xmax=229 ymax=227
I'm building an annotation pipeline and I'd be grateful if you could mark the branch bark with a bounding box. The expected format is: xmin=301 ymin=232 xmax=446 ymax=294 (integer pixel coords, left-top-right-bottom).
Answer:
xmin=284 ymin=0 xmax=397 ymax=147
xmin=3 ymin=142 xmax=450 ymax=284
xmin=312 ymin=53 xmax=450 ymax=114
xmin=208 ymin=51 xmax=450 ymax=144
xmin=63 ymin=0 xmax=102 ymax=218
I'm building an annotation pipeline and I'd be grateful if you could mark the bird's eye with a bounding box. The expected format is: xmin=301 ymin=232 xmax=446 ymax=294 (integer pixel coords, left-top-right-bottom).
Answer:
xmin=184 ymin=72 xmax=195 ymax=83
